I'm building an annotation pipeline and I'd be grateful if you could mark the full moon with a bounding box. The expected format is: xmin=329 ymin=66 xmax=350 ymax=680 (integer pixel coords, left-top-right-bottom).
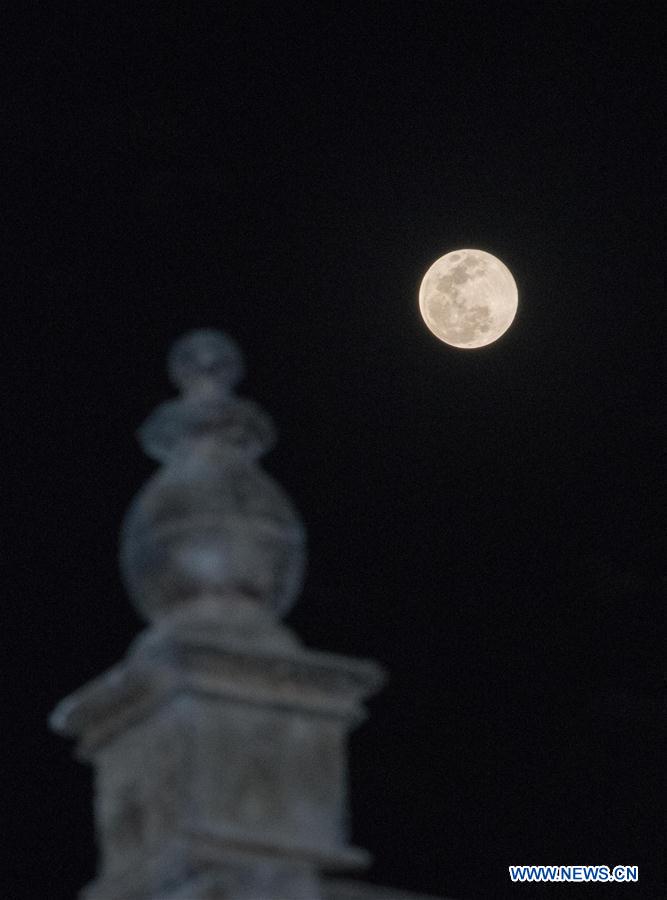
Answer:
xmin=418 ymin=249 xmax=518 ymax=349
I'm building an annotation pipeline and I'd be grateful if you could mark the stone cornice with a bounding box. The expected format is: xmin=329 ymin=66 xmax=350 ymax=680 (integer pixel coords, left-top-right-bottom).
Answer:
xmin=50 ymin=618 xmax=386 ymax=758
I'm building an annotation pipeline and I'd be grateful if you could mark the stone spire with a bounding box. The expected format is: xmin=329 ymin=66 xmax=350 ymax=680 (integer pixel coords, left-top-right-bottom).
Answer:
xmin=50 ymin=331 xmax=388 ymax=900
xmin=120 ymin=328 xmax=305 ymax=624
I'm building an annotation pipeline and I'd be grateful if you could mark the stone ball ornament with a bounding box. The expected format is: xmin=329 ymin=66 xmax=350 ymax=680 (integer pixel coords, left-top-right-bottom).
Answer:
xmin=120 ymin=329 xmax=306 ymax=623
xmin=168 ymin=327 xmax=246 ymax=396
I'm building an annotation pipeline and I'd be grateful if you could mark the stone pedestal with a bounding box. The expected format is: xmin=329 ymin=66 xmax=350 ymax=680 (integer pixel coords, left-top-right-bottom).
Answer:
xmin=52 ymin=598 xmax=382 ymax=899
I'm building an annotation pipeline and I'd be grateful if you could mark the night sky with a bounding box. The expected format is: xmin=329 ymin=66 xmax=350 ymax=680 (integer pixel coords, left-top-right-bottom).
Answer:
xmin=6 ymin=4 xmax=662 ymax=898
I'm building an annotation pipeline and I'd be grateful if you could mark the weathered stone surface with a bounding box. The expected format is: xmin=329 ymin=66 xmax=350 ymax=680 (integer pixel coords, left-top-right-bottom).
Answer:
xmin=52 ymin=596 xmax=382 ymax=897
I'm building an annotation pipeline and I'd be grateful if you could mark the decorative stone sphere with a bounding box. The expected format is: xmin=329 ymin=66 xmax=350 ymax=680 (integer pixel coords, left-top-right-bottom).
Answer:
xmin=119 ymin=330 xmax=306 ymax=622
xmin=168 ymin=328 xmax=245 ymax=397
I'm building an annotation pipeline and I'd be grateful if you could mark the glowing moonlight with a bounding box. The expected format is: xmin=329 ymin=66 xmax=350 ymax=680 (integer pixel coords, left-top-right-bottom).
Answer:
xmin=419 ymin=249 xmax=518 ymax=348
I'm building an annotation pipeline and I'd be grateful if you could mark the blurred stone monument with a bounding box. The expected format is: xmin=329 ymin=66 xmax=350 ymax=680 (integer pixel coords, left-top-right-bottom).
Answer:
xmin=50 ymin=330 xmax=445 ymax=900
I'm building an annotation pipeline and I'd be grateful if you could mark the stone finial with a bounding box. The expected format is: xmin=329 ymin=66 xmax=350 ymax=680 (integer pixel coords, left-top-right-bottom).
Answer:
xmin=119 ymin=329 xmax=306 ymax=623
xmin=167 ymin=328 xmax=245 ymax=397
xmin=48 ymin=331 xmax=446 ymax=900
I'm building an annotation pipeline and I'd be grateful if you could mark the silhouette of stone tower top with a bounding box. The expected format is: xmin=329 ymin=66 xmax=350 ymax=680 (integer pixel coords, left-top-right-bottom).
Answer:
xmin=120 ymin=328 xmax=306 ymax=624
xmin=50 ymin=330 xmax=408 ymax=900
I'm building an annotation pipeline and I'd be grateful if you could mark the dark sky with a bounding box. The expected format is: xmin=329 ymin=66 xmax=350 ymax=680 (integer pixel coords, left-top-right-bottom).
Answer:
xmin=6 ymin=3 xmax=662 ymax=898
